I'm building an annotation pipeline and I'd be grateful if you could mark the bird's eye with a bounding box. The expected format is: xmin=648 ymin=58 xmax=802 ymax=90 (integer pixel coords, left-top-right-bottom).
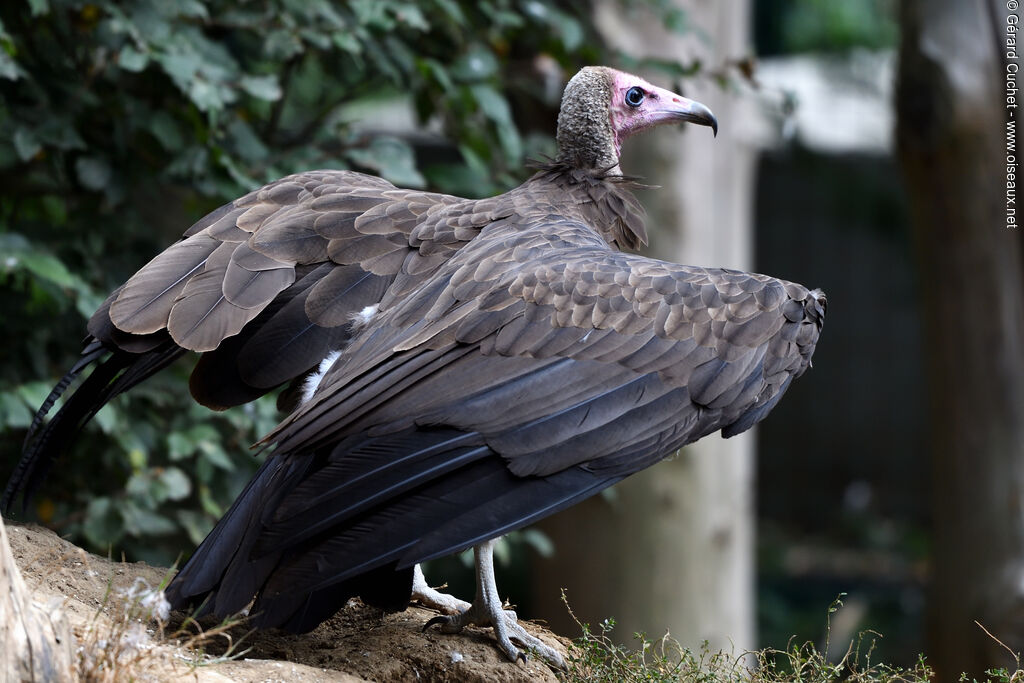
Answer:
xmin=625 ymin=86 xmax=645 ymax=108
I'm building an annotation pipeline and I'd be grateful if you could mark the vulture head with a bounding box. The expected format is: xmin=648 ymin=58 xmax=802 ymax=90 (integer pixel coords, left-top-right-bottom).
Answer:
xmin=556 ymin=66 xmax=718 ymax=173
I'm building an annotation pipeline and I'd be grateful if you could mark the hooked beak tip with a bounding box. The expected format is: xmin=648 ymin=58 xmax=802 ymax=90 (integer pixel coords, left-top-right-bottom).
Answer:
xmin=686 ymin=100 xmax=718 ymax=138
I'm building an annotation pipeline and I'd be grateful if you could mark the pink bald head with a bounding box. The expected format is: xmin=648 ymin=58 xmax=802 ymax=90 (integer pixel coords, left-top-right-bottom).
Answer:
xmin=555 ymin=66 xmax=717 ymax=172
xmin=606 ymin=69 xmax=718 ymax=156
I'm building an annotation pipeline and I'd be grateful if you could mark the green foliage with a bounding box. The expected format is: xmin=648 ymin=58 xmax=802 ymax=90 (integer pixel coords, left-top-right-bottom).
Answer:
xmin=959 ymin=622 xmax=1024 ymax=683
xmin=755 ymin=0 xmax=898 ymax=56
xmin=0 ymin=1 xmax=701 ymax=563
xmin=560 ymin=594 xmax=937 ymax=683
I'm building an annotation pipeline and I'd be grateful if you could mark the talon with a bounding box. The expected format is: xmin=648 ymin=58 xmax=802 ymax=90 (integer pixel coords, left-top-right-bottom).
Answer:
xmin=420 ymin=539 xmax=566 ymax=669
xmin=423 ymin=615 xmax=450 ymax=632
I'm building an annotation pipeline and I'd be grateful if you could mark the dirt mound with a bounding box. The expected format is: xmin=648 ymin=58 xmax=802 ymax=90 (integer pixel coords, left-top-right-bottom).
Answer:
xmin=6 ymin=521 xmax=566 ymax=681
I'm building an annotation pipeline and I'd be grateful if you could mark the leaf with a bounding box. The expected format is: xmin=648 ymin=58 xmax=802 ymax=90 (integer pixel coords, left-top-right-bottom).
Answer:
xmin=122 ymin=502 xmax=178 ymax=536
xmin=93 ymin=400 xmax=120 ymax=433
xmin=451 ymin=45 xmax=498 ymax=82
xmin=239 ymin=74 xmax=282 ymax=101
xmin=217 ymin=151 xmax=260 ymax=191
xmin=346 ymin=136 xmax=425 ymax=188
xmin=0 ymin=390 xmax=32 ymax=429
xmin=393 ymin=3 xmax=429 ymax=31
xmin=157 ymin=47 xmax=237 ymax=112
xmin=74 ymin=288 xmax=106 ymax=321
xmin=13 ymin=249 xmax=77 ymax=289
xmin=83 ymin=497 xmax=123 ymax=547
xmin=430 ymin=0 xmax=465 ymax=25
xmin=75 ymin=156 xmax=112 ymax=191
xmin=470 ymin=84 xmax=522 ymax=161
xmin=0 ymin=234 xmax=103 ymax=315
xmin=146 ymin=111 xmax=184 ymax=151
xmin=417 ymin=57 xmax=453 ymax=93
xmin=198 ymin=440 xmax=235 ymax=470
xmin=493 ymin=536 xmax=510 ymax=565
xmin=170 ymin=422 xmax=237 ymax=470
xmin=331 ymin=32 xmax=362 ymax=55
xmin=351 ymin=0 xmax=396 ymax=30
xmin=188 ymin=76 xmax=232 ymax=112
xmin=15 ymin=381 xmax=58 ymax=414
xmin=118 ymin=45 xmax=149 ymax=72
xmin=264 ymin=29 xmax=304 ymax=60
xmin=226 ymin=117 xmax=269 ymax=162
xmin=125 ymin=472 xmax=151 ymax=498
xmin=177 ymin=509 xmax=214 ymax=545
xmin=27 ymin=0 xmax=48 ymax=17
xmin=128 ymin=448 xmax=147 ymax=471
xmin=35 ymin=117 xmax=86 ymax=151
xmin=159 ymin=467 xmax=192 ymax=501
xmin=521 ymin=528 xmax=555 ymax=557
xmin=198 ymin=481 xmax=222 ymax=516
xmin=166 ymin=146 xmax=209 ymax=179
xmin=0 ymin=51 xmax=24 ymax=81
xmin=174 ymin=0 xmax=209 ymax=20
xmin=13 ymin=128 xmax=40 ymax=161
xmin=546 ymin=7 xmax=584 ymax=51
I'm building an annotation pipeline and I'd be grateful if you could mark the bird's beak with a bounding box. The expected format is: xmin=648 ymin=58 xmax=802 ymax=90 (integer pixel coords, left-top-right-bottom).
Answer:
xmin=649 ymin=85 xmax=719 ymax=137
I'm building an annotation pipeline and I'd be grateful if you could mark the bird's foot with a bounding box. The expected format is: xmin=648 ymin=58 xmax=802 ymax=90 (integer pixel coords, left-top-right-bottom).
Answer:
xmin=411 ymin=564 xmax=471 ymax=615
xmin=423 ymin=599 xmax=566 ymax=669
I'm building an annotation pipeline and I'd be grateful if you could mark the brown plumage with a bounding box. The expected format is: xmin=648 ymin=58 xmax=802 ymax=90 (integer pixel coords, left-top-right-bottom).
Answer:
xmin=5 ymin=66 xmax=823 ymax=667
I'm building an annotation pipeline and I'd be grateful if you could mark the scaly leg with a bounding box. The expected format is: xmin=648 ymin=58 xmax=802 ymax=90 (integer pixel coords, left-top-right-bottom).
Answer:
xmin=411 ymin=563 xmax=471 ymax=614
xmin=422 ymin=538 xmax=565 ymax=669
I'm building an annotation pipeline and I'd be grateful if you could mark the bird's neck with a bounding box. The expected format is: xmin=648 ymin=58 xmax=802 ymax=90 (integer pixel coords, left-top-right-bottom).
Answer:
xmin=526 ymin=162 xmax=647 ymax=251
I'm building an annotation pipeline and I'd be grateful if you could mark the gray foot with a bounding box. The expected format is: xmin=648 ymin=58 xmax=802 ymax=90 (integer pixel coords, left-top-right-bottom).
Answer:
xmin=411 ymin=564 xmax=471 ymax=614
xmin=420 ymin=540 xmax=565 ymax=669
xmin=424 ymin=600 xmax=566 ymax=668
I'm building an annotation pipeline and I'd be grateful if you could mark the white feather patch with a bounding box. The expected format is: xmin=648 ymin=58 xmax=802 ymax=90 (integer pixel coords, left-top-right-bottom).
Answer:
xmin=349 ymin=304 xmax=379 ymax=330
xmin=300 ymin=305 xmax=379 ymax=405
xmin=301 ymin=350 xmax=342 ymax=405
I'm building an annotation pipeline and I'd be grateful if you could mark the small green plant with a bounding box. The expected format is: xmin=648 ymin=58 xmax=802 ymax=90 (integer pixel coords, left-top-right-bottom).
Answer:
xmin=559 ymin=592 xmax=935 ymax=683
xmin=959 ymin=622 xmax=1024 ymax=683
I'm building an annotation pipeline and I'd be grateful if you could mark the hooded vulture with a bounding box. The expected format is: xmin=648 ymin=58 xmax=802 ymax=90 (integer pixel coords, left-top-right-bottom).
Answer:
xmin=4 ymin=66 xmax=825 ymax=667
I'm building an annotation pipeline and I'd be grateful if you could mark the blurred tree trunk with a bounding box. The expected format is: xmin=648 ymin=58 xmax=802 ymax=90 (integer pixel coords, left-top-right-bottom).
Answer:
xmin=1 ymin=517 xmax=75 ymax=681
xmin=896 ymin=0 xmax=1024 ymax=679
xmin=531 ymin=0 xmax=756 ymax=652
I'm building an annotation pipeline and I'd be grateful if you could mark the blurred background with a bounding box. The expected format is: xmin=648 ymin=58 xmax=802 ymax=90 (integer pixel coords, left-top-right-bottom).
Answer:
xmin=0 ymin=1 xmax=1019 ymax=680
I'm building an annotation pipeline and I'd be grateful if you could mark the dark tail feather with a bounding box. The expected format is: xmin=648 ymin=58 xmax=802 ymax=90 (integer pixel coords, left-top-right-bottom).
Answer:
xmin=164 ymin=454 xmax=316 ymax=615
xmin=22 ymin=339 xmax=108 ymax=449
xmin=3 ymin=339 xmax=185 ymax=514
xmin=264 ymin=564 xmax=413 ymax=633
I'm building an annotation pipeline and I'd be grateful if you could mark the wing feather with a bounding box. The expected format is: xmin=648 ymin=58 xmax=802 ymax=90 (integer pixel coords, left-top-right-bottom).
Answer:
xmin=165 ymin=186 xmax=825 ymax=633
xmin=109 ymin=234 xmax=220 ymax=334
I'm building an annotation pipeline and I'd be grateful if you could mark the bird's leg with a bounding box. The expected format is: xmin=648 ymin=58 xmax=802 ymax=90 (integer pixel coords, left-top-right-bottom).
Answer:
xmin=423 ymin=538 xmax=565 ymax=669
xmin=410 ymin=563 xmax=471 ymax=614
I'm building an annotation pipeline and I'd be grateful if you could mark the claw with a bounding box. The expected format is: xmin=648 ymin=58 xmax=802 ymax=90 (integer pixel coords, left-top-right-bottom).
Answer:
xmin=423 ymin=615 xmax=450 ymax=632
xmin=417 ymin=539 xmax=566 ymax=669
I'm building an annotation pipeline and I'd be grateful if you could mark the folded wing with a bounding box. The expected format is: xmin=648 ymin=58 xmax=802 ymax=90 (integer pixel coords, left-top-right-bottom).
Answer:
xmin=166 ymin=215 xmax=825 ymax=629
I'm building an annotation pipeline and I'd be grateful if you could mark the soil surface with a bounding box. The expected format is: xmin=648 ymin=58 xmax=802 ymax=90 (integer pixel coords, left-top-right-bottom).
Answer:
xmin=7 ymin=521 xmax=568 ymax=682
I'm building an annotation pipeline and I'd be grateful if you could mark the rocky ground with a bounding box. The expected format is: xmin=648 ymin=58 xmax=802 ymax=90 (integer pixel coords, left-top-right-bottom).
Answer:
xmin=7 ymin=521 xmax=568 ymax=682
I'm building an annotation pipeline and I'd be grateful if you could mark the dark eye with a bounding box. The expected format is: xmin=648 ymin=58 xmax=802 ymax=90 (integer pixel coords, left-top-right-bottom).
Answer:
xmin=625 ymin=86 xmax=645 ymax=108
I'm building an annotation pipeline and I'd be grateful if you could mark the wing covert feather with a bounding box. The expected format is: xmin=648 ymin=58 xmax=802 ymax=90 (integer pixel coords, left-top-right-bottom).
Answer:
xmin=275 ymin=217 xmax=825 ymax=482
